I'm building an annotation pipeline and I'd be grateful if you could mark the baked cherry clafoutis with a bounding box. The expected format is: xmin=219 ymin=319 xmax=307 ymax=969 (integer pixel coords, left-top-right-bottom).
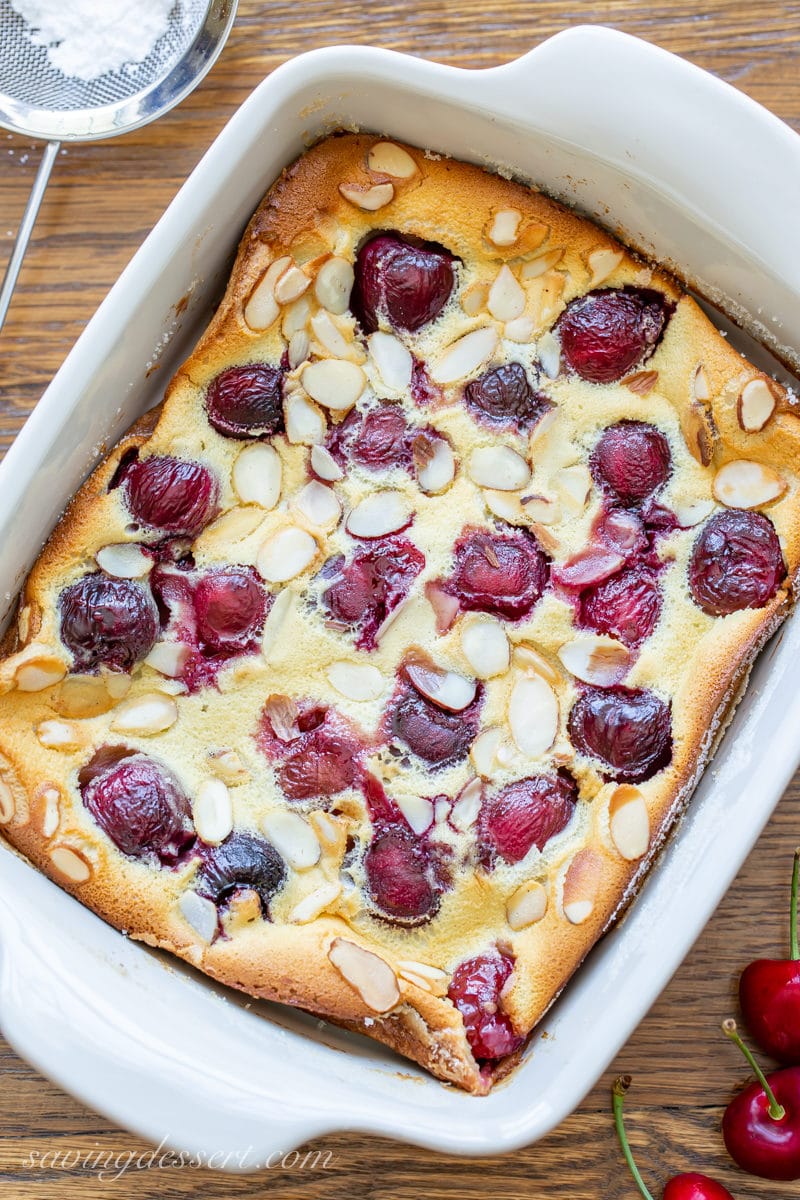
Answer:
xmin=0 ymin=133 xmax=798 ymax=1093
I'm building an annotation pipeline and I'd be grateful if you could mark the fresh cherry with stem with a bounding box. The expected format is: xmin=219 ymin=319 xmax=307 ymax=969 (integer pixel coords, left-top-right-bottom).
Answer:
xmin=739 ymin=847 xmax=800 ymax=1064
xmin=612 ymin=1076 xmax=734 ymax=1200
xmin=721 ymin=1018 xmax=800 ymax=1180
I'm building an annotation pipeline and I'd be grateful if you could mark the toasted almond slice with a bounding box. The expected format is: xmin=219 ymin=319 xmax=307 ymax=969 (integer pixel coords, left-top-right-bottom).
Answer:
xmin=315 ymin=256 xmax=355 ymax=315
xmin=406 ymin=662 xmax=477 ymax=712
xmin=522 ymin=249 xmax=564 ymax=280
xmin=243 ymin=255 xmax=291 ymax=330
xmin=15 ymin=653 xmax=66 ymax=692
xmin=193 ymin=779 xmax=233 ymax=846
xmin=397 ymin=960 xmax=449 ymax=995
xmin=558 ymin=634 xmax=631 ymax=687
xmin=302 ymin=360 xmax=365 ymax=412
xmin=288 ymin=329 xmax=310 ymax=368
xmin=692 ymin=363 xmax=711 ymax=402
xmin=111 ymin=693 xmax=178 ymax=736
xmin=504 ymin=316 xmax=535 ymax=343
xmin=232 ymin=443 xmax=282 ymax=509
xmin=425 ymin=581 xmax=460 ymax=634
xmin=512 ymin=642 xmax=561 ymax=685
xmin=712 ymin=460 xmax=787 ymax=509
xmin=257 ymin=527 xmax=318 ymax=583
xmin=36 ymin=785 xmax=60 ymax=838
xmin=563 ymin=849 xmax=602 ymax=925
xmin=338 ymin=181 xmax=395 ymax=211
xmin=521 ymin=493 xmax=561 ymax=525
xmin=261 ymin=589 xmax=295 ymax=661
xmin=587 ymin=246 xmax=624 ymax=286
xmin=36 ymin=719 xmax=82 ymax=751
xmin=311 ymin=443 xmax=344 ymax=482
xmin=96 ymin=543 xmax=152 ymax=579
xmin=311 ymin=309 xmax=353 ymax=359
xmin=49 ymin=845 xmax=91 ymax=884
xmin=537 ymin=329 xmax=561 ymax=378
xmin=145 ymin=641 xmax=191 ymax=679
xmin=487 ymin=265 xmax=525 ymax=322
xmin=293 ymin=480 xmax=341 ymax=530
xmin=674 ymin=497 xmax=715 ymax=528
xmin=284 ymin=391 xmax=326 ymax=444
xmin=623 ymin=369 xmax=659 ymax=396
xmin=507 ymin=880 xmax=547 ymax=930
xmin=207 ymin=748 xmax=250 ymax=785
xmin=609 ymin=784 xmax=650 ymax=860
xmin=552 ymin=547 xmax=625 ymax=589
xmin=555 ymin=465 xmax=592 ymax=514
xmin=368 ymin=331 xmax=413 ymax=391
xmin=53 ymin=673 xmax=114 ymax=718
xmin=368 ymin=141 xmax=417 ymax=179
xmin=289 ymin=881 xmax=342 ymax=924
xmin=486 ymin=208 xmax=523 ymax=247
xmin=460 ymin=615 xmax=510 ymax=679
xmin=0 ymin=777 xmax=14 ymax=824
xmin=450 ymin=777 xmax=483 ymax=831
xmin=738 ymin=378 xmax=777 ymax=433
xmin=346 ymin=491 xmax=411 ymax=538
xmin=461 ymin=283 xmax=488 ymax=317
xmin=482 ymin=488 xmax=525 ymax=524
xmin=328 ymin=938 xmax=399 ymax=1012
xmin=179 ymin=892 xmax=218 ymax=943
xmin=470 ymin=727 xmax=503 ymax=778
xmin=508 ymin=674 xmax=558 ymax=758
xmin=274 ymin=264 xmax=310 ymax=304
xmin=326 ymin=661 xmax=384 ymax=702
xmin=262 ymin=809 xmax=321 ymax=870
xmin=431 ymin=327 xmax=498 ymax=384
xmin=414 ymin=434 xmax=455 ymax=494
xmin=396 ymin=793 xmax=434 ymax=835
xmin=282 ymin=294 xmax=311 ymax=336
xmin=682 ymin=399 xmax=715 ymax=467
xmin=203 ymin=506 xmax=266 ymax=549
xmin=469 ymin=445 xmax=530 ymax=490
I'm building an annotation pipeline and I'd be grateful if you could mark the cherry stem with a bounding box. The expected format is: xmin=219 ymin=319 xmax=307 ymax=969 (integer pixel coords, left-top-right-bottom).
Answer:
xmin=612 ymin=1076 xmax=656 ymax=1200
xmin=722 ymin=1019 xmax=786 ymax=1121
xmin=790 ymin=848 xmax=800 ymax=961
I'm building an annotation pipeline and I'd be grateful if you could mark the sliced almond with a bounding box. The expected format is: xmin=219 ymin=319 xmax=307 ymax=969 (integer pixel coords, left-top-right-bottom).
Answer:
xmin=414 ymin=434 xmax=455 ymax=494
xmin=460 ymin=615 xmax=510 ymax=679
xmin=288 ymin=329 xmax=310 ymax=369
xmin=587 ymin=246 xmax=623 ymax=286
xmin=508 ymin=674 xmax=558 ymax=758
xmin=54 ymin=673 xmax=116 ymax=718
xmin=262 ymin=809 xmax=320 ymax=870
xmin=396 ymin=793 xmax=434 ymax=835
xmin=326 ymin=661 xmax=384 ymax=702
xmin=512 ymin=643 xmax=561 ymax=686
xmin=368 ymin=331 xmax=413 ymax=391
xmin=682 ymin=399 xmax=715 ymax=467
xmin=203 ymin=506 xmax=265 ymax=548
xmin=461 ymin=283 xmax=488 ymax=317
xmin=537 ymin=329 xmax=561 ymax=378
xmin=712 ymin=460 xmax=787 ymax=509
xmin=36 ymin=719 xmax=82 ymax=751
xmin=450 ymin=777 xmax=483 ymax=831
xmin=282 ymin=294 xmax=311 ymax=337
xmin=563 ymin=849 xmax=602 ymax=925
xmin=674 ymin=497 xmax=715 ymax=528
xmin=406 ymin=661 xmax=477 ymax=712
xmin=315 ymin=256 xmax=355 ymax=315
xmin=179 ymin=891 xmax=218 ymax=943
xmin=257 ymin=526 xmax=318 ymax=582
xmin=692 ymin=363 xmax=711 ymax=402
xmin=504 ymin=316 xmax=535 ymax=343
xmin=521 ymin=493 xmax=561 ymax=525
xmin=95 ymin=543 xmax=152 ymax=579
xmin=487 ymin=265 xmax=525 ymax=322
xmin=470 ymin=727 xmax=503 ymax=778
xmin=558 ymin=634 xmax=632 ymax=687
xmin=622 ymin=369 xmax=659 ymax=397
xmin=232 ymin=443 xmax=282 ymax=509
xmin=207 ymin=748 xmax=250 ymax=785
xmin=431 ymin=327 xmax=498 ymax=385
xmin=293 ymin=480 xmax=341 ymax=530
xmin=284 ymin=391 xmax=326 ymax=444
xmin=145 ymin=641 xmax=190 ymax=679
xmin=262 ymin=692 xmax=299 ymax=741
xmin=368 ymin=141 xmax=417 ymax=179
xmin=609 ymin=784 xmax=650 ymax=860
xmin=338 ymin=181 xmax=395 ymax=211
xmin=111 ymin=693 xmax=178 ymax=736
xmin=0 ymin=776 xmax=15 ymax=824
xmin=243 ymin=255 xmax=291 ymax=331
xmin=346 ymin=491 xmax=411 ymax=538
xmin=554 ymin=465 xmax=592 ymax=514
xmin=397 ymin=960 xmax=449 ymax=995
xmin=311 ymin=443 xmax=344 ymax=482
xmin=482 ymin=488 xmax=525 ymax=524
xmin=311 ymin=310 xmax=353 ymax=359
xmin=15 ymin=653 xmax=66 ymax=692
xmin=425 ymin=581 xmax=460 ymax=634
xmin=486 ymin=208 xmax=523 ymax=248
xmin=522 ymin=249 xmax=564 ymax=280
xmin=328 ymin=938 xmax=399 ymax=1012
xmin=49 ymin=844 xmax=92 ymax=884
xmin=289 ymin=881 xmax=342 ymax=924
xmin=193 ymin=779 xmax=233 ymax=846
xmin=35 ymin=785 xmax=60 ymax=838
xmin=507 ymin=880 xmax=547 ymax=931
xmin=274 ymin=264 xmax=310 ymax=305
xmin=552 ymin=547 xmax=626 ymax=589
xmin=738 ymin=378 xmax=777 ymax=433
xmin=469 ymin=445 xmax=530 ymax=490
xmin=302 ymin=360 xmax=365 ymax=412
xmin=261 ymin=589 xmax=295 ymax=661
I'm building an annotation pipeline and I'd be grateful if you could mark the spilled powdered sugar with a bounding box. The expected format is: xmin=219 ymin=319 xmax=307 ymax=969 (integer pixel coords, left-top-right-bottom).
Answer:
xmin=10 ymin=0 xmax=186 ymax=82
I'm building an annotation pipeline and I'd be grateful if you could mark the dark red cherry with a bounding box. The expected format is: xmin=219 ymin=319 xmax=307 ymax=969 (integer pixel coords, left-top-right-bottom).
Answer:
xmin=464 ymin=362 xmax=552 ymax=431
xmin=594 ymin=507 xmax=648 ymax=558
xmin=193 ymin=567 xmax=267 ymax=655
xmin=448 ymin=950 xmax=524 ymax=1061
xmin=205 ymin=363 xmax=284 ymax=439
xmin=326 ymin=404 xmax=412 ymax=473
xmin=568 ymin=686 xmax=672 ymax=782
xmin=351 ymin=233 xmax=455 ymax=333
xmin=688 ymin=509 xmax=786 ymax=616
xmin=79 ymin=747 xmax=194 ymax=864
xmin=591 ymin=421 xmax=671 ymax=505
xmin=478 ymin=772 xmax=578 ymax=866
xmin=447 ymin=526 xmax=548 ymax=620
xmin=124 ymin=456 xmax=219 ymax=537
xmin=364 ymin=826 xmax=441 ymax=925
xmin=320 ymin=536 xmax=425 ymax=651
xmin=388 ymin=675 xmax=481 ymax=768
xmin=410 ymin=357 xmax=444 ymax=408
xmin=59 ymin=572 xmax=158 ymax=672
xmin=556 ymin=286 xmax=673 ymax=383
xmin=578 ymin=563 xmax=662 ymax=646
xmin=196 ymin=832 xmax=286 ymax=916
xmin=259 ymin=702 xmax=365 ymax=801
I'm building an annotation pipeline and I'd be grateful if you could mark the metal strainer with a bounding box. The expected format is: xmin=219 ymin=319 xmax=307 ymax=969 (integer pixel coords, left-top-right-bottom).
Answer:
xmin=0 ymin=0 xmax=238 ymax=331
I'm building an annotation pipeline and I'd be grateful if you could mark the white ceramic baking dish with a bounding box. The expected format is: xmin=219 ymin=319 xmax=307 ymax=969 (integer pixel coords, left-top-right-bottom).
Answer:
xmin=2 ymin=25 xmax=800 ymax=1167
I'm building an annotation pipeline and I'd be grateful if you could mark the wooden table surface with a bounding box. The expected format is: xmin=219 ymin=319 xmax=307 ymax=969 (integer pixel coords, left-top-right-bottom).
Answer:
xmin=2 ymin=2 xmax=800 ymax=1196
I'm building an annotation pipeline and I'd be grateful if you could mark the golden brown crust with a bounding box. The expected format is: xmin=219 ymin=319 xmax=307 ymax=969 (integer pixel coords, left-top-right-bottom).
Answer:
xmin=0 ymin=133 xmax=798 ymax=1093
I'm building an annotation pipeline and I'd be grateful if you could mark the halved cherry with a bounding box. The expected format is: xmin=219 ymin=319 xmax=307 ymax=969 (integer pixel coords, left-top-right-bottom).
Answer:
xmin=193 ymin=567 xmax=267 ymax=655
xmin=578 ymin=563 xmax=663 ymax=647
xmin=387 ymin=662 xmax=482 ymax=768
xmin=448 ymin=949 xmax=524 ymax=1062
xmin=556 ymin=286 xmax=673 ymax=383
xmin=478 ymin=772 xmax=578 ymax=866
xmin=326 ymin=404 xmax=413 ymax=473
xmin=445 ymin=525 xmax=548 ymax=620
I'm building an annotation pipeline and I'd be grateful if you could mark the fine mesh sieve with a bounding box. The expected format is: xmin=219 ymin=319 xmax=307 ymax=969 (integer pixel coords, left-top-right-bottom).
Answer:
xmin=0 ymin=0 xmax=238 ymax=331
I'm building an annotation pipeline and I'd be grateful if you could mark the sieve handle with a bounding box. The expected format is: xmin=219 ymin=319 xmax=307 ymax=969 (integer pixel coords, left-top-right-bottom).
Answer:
xmin=0 ymin=139 xmax=60 ymax=334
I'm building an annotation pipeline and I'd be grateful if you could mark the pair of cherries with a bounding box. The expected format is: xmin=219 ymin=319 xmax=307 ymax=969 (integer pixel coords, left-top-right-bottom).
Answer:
xmin=614 ymin=850 xmax=800 ymax=1196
